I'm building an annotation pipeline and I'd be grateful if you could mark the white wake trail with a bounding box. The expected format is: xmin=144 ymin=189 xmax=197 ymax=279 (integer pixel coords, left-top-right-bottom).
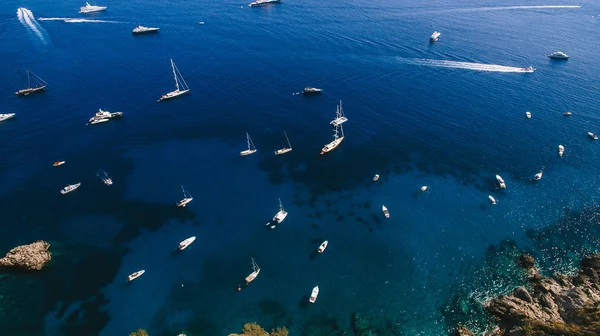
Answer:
xmin=38 ymin=17 xmax=118 ymax=23
xmin=17 ymin=8 xmax=48 ymax=43
xmin=403 ymin=58 xmax=532 ymax=73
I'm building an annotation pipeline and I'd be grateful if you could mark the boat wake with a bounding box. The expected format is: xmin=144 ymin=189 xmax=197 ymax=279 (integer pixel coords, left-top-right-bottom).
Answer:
xmin=38 ymin=17 xmax=118 ymax=23
xmin=17 ymin=8 xmax=48 ymax=43
xmin=441 ymin=5 xmax=581 ymax=13
xmin=402 ymin=58 xmax=532 ymax=73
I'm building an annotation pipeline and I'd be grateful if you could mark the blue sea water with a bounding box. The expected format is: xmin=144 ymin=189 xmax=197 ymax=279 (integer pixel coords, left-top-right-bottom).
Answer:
xmin=2 ymin=0 xmax=600 ymax=335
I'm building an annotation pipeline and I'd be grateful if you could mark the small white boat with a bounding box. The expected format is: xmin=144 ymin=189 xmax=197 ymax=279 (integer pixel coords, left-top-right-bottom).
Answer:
xmin=526 ymin=111 xmax=532 ymax=119
xmin=178 ymin=236 xmax=196 ymax=250
xmin=272 ymin=198 xmax=288 ymax=223
xmin=79 ymin=2 xmax=107 ymax=13
xmin=558 ymin=145 xmax=564 ymax=157
xmin=60 ymin=183 xmax=81 ymax=195
xmin=309 ymin=286 xmax=319 ymax=303
xmin=430 ymin=31 xmax=441 ymax=42
xmin=564 ymin=111 xmax=572 ymax=116
xmin=548 ymin=51 xmax=569 ymax=60
xmin=317 ymin=240 xmax=328 ymax=253
xmin=199 ymin=21 xmax=205 ymax=25
xmin=176 ymin=185 xmax=193 ymax=207
xmin=132 ymin=26 xmax=159 ymax=34
xmin=533 ymin=170 xmax=543 ymax=181
xmin=588 ymin=132 xmax=598 ymax=140
xmin=53 ymin=161 xmax=65 ymax=167
xmin=244 ymin=258 xmax=260 ymax=284
xmin=330 ymin=100 xmax=348 ymax=126
xmin=240 ymin=133 xmax=257 ymax=156
xmin=302 ymin=87 xmax=323 ymax=94
xmin=521 ymin=66 xmax=535 ymax=73
xmin=373 ymin=174 xmax=379 ymax=182
xmin=420 ymin=186 xmax=428 ymax=192
xmin=488 ymin=195 xmax=497 ymax=205
xmin=496 ymin=175 xmax=506 ymax=189
xmin=382 ymin=205 xmax=390 ymax=218
xmin=158 ymin=59 xmax=190 ymax=102
xmin=128 ymin=270 xmax=145 ymax=282
xmin=0 ymin=113 xmax=16 ymax=122
xmin=274 ymin=131 xmax=292 ymax=155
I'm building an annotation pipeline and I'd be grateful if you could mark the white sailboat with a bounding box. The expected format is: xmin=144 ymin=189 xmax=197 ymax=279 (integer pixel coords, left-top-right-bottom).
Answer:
xmin=330 ymin=100 xmax=348 ymax=126
xmin=178 ymin=236 xmax=196 ymax=250
xmin=158 ymin=59 xmax=190 ymax=102
xmin=309 ymin=286 xmax=319 ymax=303
xmin=240 ymin=133 xmax=257 ymax=156
xmin=274 ymin=131 xmax=292 ymax=155
xmin=321 ymin=122 xmax=344 ymax=155
xmin=176 ymin=185 xmax=193 ymax=207
xmin=245 ymin=258 xmax=260 ymax=284
xmin=267 ymin=198 xmax=288 ymax=229
xmin=15 ymin=70 xmax=47 ymax=96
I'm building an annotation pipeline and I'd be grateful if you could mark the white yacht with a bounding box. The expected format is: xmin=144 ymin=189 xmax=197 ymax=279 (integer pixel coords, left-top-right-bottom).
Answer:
xmin=420 ymin=186 xmax=428 ymax=192
xmin=178 ymin=236 xmax=196 ymax=250
xmin=558 ymin=145 xmax=564 ymax=157
xmin=79 ymin=2 xmax=107 ymax=14
xmin=302 ymin=87 xmax=323 ymax=94
xmin=132 ymin=26 xmax=159 ymax=34
xmin=240 ymin=133 xmax=257 ymax=156
xmin=89 ymin=109 xmax=122 ymax=125
xmin=317 ymin=240 xmax=328 ymax=253
xmin=128 ymin=270 xmax=145 ymax=282
xmin=382 ymin=205 xmax=390 ymax=218
xmin=176 ymin=185 xmax=193 ymax=207
xmin=430 ymin=31 xmax=441 ymax=42
xmin=248 ymin=0 xmax=281 ymax=7
xmin=526 ymin=111 xmax=532 ymax=119
xmin=321 ymin=107 xmax=345 ymax=155
xmin=533 ymin=170 xmax=543 ymax=181
xmin=60 ymin=183 xmax=81 ymax=195
xmin=158 ymin=59 xmax=190 ymax=102
xmin=588 ymin=132 xmax=598 ymax=140
xmin=309 ymin=286 xmax=319 ymax=303
xmin=271 ymin=198 xmax=288 ymax=224
xmin=330 ymin=100 xmax=348 ymax=127
xmin=244 ymin=258 xmax=260 ymax=284
xmin=373 ymin=174 xmax=379 ymax=182
xmin=274 ymin=131 xmax=292 ymax=155
xmin=53 ymin=161 xmax=66 ymax=167
xmin=0 ymin=113 xmax=16 ymax=122
xmin=548 ymin=51 xmax=569 ymax=60
xmin=488 ymin=195 xmax=497 ymax=205
xmin=564 ymin=111 xmax=572 ymax=116
xmin=496 ymin=175 xmax=506 ymax=189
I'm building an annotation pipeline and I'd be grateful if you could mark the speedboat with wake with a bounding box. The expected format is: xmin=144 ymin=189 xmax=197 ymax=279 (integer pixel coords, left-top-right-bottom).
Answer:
xmin=178 ymin=236 xmax=196 ymax=250
xmin=79 ymin=2 xmax=106 ymax=13
xmin=132 ymin=26 xmax=159 ymax=34
xmin=317 ymin=240 xmax=328 ymax=253
xmin=128 ymin=270 xmax=145 ymax=282
xmin=0 ymin=113 xmax=16 ymax=122
xmin=309 ymin=286 xmax=319 ymax=303
xmin=266 ymin=198 xmax=287 ymax=229
xmin=521 ymin=66 xmax=535 ymax=73
xmin=496 ymin=175 xmax=506 ymax=189
xmin=60 ymin=183 xmax=81 ymax=195
xmin=588 ymin=132 xmax=599 ymax=140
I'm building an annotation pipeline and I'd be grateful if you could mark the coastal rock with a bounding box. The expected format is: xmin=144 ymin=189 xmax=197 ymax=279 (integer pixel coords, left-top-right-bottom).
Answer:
xmin=0 ymin=240 xmax=51 ymax=271
xmin=453 ymin=323 xmax=474 ymax=336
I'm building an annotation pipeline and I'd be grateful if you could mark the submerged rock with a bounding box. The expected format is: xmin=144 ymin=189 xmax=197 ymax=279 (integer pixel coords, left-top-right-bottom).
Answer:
xmin=0 ymin=240 xmax=51 ymax=271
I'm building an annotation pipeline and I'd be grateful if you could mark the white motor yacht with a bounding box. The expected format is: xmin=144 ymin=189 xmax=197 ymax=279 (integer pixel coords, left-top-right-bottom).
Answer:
xmin=548 ymin=51 xmax=569 ymax=60
xmin=526 ymin=111 xmax=532 ymax=119
xmin=430 ymin=31 xmax=441 ymax=42
xmin=488 ymin=195 xmax=497 ymax=205
xmin=0 ymin=113 xmax=16 ymax=122
xmin=496 ymin=175 xmax=506 ymax=189
xmin=588 ymin=132 xmax=598 ymax=140
xmin=60 ymin=183 xmax=81 ymax=195
xmin=133 ymin=26 xmax=159 ymax=34
xmin=382 ymin=205 xmax=390 ymax=218
xmin=248 ymin=0 xmax=281 ymax=7
xmin=79 ymin=2 xmax=107 ymax=13
xmin=317 ymin=240 xmax=328 ymax=253
xmin=128 ymin=270 xmax=145 ymax=282
xmin=373 ymin=174 xmax=379 ymax=182
xmin=178 ymin=236 xmax=196 ymax=250
xmin=558 ymin=145 xmax=564 ymax=157
xmin=309 ymin=286 xmax=319 ymax=303
xmin=420 ymin=186 xmax=428 ymax=192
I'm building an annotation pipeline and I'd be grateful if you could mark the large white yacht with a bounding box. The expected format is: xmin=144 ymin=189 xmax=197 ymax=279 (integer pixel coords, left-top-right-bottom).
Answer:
xmin=79 ymin=2 xmax=107 ymax=14
xmin=248 ymin=0 xmax=281 ymax=7
xmin=0 ymin=113 xmax=16 ymax=122
xmin=133 ymin=26 xmax=160 ymax=34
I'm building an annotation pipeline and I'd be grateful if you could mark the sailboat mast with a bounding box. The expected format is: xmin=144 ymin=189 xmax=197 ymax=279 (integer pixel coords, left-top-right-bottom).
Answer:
xmin=170 ymin=59 xmax=180 ymax=92
xmin=246 ymin=133 xmax=251 ymax=150
xmin=278 ymin=198 xmax=284 ymax=211
xmin=284 ymin=131 xmax=291 ymax=147
xmin=27 ymin=70 xmax=32 ymax=89
xmin=339 ymin=100 xmax=343 ymax=116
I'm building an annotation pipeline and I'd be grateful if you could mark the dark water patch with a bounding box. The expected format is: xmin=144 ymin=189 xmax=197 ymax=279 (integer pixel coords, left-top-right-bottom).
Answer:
xmin=301 ymin=311 xmax=349 ymax=336
xmin=61 ymin=294 xmax=109 ymax=336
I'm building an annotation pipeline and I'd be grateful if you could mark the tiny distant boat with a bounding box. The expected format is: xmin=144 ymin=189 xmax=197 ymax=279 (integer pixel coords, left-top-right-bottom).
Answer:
xmin=429 ymin=31 xmax=441 ymax=42
xmin=373 ymin=174 xmax=379 ymax=182
xmin=317 ymin=240 xmax=328 ymax=253
xmin=548 ymin=51 xmax=569 ymax=60
xmin=558 ymin=145 xmax=564 ymax=157
xmin=158 ymin=59 xmax=190 ymax=102
xmin=132 ymin=26 xmax=159 ymax=34
xmin=96 ymin=170 xmax=113 ymax=185
xmin=302 ymin=87 xmax=323 ymax=94
xmin=564 ymin=111 xmax=572 ymax=116
xmin=240 ymin=132 xmax=258 ymax=156
xmin=526 ymin=111 xmax=532 ymax=119
xmin=128 ymin=270 xmax=145 ymax=282
xmin=15 ymin=70 xmax=47 ymax=96
xmin=274 ymin=131 xmax=292 ymax=155
xmin=178 ymin=236 xmax=196 ymax=250
xmin=79 ymin=2 xmax=107 ymax=13
xmin=533 ymin=170 xmax=543 ymax=181
xmin=53 ymin=161 xmax=65 ymax=167
xmin=244 ymin=258 xmax=260 ymax=284
xmin=488 ymin=195 xmax=497 ymax=204
xmin=588 ymin=132 xmax=599 ymax=140
xmin=496 ymin=175 xmax=506 ymax=189
xmin=330 ymin=100 xmax=348 ymax=126
xmin=60 ymin=183 xmax=81 ymax=195
xmin=248 ymin=0 xmax=281 ymax=7
xmin=382 ymin=205 xmax=390 ymax=218
xmin=420 ymin=186 xmax=428 ymax=192
xmin=176 ymin=185 xmax=193 ymax=207
xmin=522 ymin=66 xmax=535 ymax=73
xmin=309 ymin=286 xmax=319 ymax=303
xmin=0 ymin=113 xmax=16 ymax=122
xmin=199 ymin=21 xmax=205 ymax=25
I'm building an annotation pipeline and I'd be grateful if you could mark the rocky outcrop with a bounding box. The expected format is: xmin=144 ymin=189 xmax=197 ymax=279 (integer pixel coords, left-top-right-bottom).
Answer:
xmin=483 ymin=253 xmax=600 ymax=335
xmin=0 ymin=240 xmax=51 ymax=271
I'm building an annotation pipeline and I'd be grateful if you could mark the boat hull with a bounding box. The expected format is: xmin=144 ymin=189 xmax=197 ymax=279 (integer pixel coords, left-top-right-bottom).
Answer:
xmin=15 ymin=86 xmax=46 ymax=96
xmin=60 ymin=183 xmax=81 ymax=195
xmin=177 ymin=197 xmax=193 ymax=207
xmin=320 ymin=137 xmax=344 ymax=155
xmin=159 ymin=89 xmax=190 ymax=102
xmin=240 ymin=149 xmax=257 ymax=156
xmin=318 ymin=240 xmax=328 ymax=253
xmin=128 ymin=270 xmax=145 ymax=281
xmin=274 ymin=147 xmax=292 ymax=155
xmin=178 ymin=236 xmax=196 ymax=250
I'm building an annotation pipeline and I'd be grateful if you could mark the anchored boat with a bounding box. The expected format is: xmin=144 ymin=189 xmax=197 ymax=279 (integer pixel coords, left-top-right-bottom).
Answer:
xmin=15 ymin=70 xmax=47 ymax=96
xmin=245 ymin=258 xmax=260 ymax=284
xmin=248 ymin=0 xmax=281 ymax=7
xmin=178 ymin=236 xmax=196 ymax=250
xmin=488 ymin=195 xmax=497 ymax=204
xmin=240 ymin=133 xmax=257 ymax=156
xmin=60 ymin=183 xmax=81 ymax=195
xmin=53 ymin=161 xmax=66 ymax=167
xmin=176 ymin=185 xmax=193 ymax=207
xmin=274 ymin=131 xmax=292 ymax=155
xmin=496 ymin=175 xmax=506 ymax=189
xmin=158 ymin=59 xmax=190 ymax=102
xmin=430 ymin=31 xmax=441 ymax=42
xmin=128 ymin=270 xmax=145 ymax=282
xmin=558 ymin=145 xmax=564 ymax=157
xmin=79 ymin=2 xmax=106 ymax=13
xmin=309 ymin=286 xmax=319 ymax=303
xmin=133 ymin=26 xmax=159 ymax=34
xmin=330 ymin=100 xmax=348 ymax=126
xmin=317 ymin=240 xmax=328 ymax=253
xmin=382 ymin=205 xmax=390 ymax=218
xmin=302 ymin=87 xmax=323 ymax=94
xmin=0 ymin=113 xmax=16 ymax=122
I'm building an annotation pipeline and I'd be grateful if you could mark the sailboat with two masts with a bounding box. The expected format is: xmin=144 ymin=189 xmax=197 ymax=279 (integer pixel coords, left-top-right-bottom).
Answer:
xmin=158 ymin=59 xmax=190 ymax=102
xmin=330 ymin=100 xmax=348 ymax=126
xmin=274 ymin=131 xmax=292 ymax=155
xmin=321 ymin=101 xmax=346 ymax=155
xmin=15 ymin=70 xmax=47 ymax=96
xmin=176 ymin=185 xmax=193 ymax=207
xmin=240 ymin=133 xmax=257 ymax=156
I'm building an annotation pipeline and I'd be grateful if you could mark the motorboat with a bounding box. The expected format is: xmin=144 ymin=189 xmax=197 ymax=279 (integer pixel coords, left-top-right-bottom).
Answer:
xmin=373 ymin=174 xmax=379 ymax=182
xmin=89 ymin=109 xmax=122 ymax=125
xmin=317 ymin=240 xmax=328 ymax=253
xmin=496 ymin=175 xmax=506 ymax=189
xmin=533 ymin=170 xmax=543 ymax=181
xmin=53 ymin=161 xmax=66 ymax=167
xmin=0 ymin=113 xmax=16 ymax=122
xmin=420 ymin=186 xmax=428 ymax=192
xmin=60 ymin=183 xmax=81 ymax=195
xmin=429 ymin=31 xmax=441 ymax=42
xmin=309 ymin=286 xmax=319 ymax=303
xmin=521 ymin=66 xmax=535 ymax=73
xmin=548 ymin=51 xmax=569 ymax=60
xmin=330 ymin=100 xmax=348 ymax=127
xmin=128 ymin=270 xmax=145 ymax=282
xmin=382 ymin=205 xmax=390 ymax=218
xmin=526 ymin=111 xmax=532 ymax=119
xmin=272 ymin=198 xmax=288 ymax=223
xmin=274 ymin=131 xmax=292 ymax=155
xmin=176 ymin=185 xmax=193 ymax=207
xmin=302 ymin=87 xmax=323 ymax=94
xmin=564 ymin=111 xmax=572 ymax=116
xmin=244 ymin=258 xmax=260 ymax=284
xmin=79 ymin=2 xmax=107 ymax=13
xmin=158 ymin=59 xmax=190 ymax=102
xmin=588 ymin=132 xmax=599 ymax=140
xmin=488 ymin=195 xmax=497 ymax=205
xmin=15 ymin=70 xmax=47 ymax=96
xmin=132 ymin=26 xmax=159 ymax=34
xmin=178 ymin=236 xmax=196 ymax=250
xmin=248 ymin=0 xmax=281 ymax=7
xmin=240 ymin=133 xmax=258 ymax=156
xmin=558 ymin=145 xmax=564 ymax=157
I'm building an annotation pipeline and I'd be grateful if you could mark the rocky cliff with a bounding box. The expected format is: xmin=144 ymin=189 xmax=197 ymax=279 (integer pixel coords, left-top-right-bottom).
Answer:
xmin=0 ymin=240 xmax=52 ymax=271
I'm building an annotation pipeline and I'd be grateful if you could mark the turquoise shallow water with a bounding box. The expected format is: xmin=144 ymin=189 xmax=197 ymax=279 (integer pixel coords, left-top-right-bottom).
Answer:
xmin=1 ymin=0 xmax=600 ymax=335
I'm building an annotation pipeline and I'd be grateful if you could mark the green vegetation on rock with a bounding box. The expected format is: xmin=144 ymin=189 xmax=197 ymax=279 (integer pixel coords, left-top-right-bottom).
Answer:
xmin=129 ymin=328 xmax=149 ymax=336
xmin=228 ymin=322 xmax=289 ymax=336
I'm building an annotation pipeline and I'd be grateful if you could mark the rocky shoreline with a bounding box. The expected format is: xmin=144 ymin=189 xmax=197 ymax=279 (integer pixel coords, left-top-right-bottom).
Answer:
xmin=457 ymin=252 xmax=600 ymax=336
xmin=0 ymin=240 xmax=52 ymax=271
